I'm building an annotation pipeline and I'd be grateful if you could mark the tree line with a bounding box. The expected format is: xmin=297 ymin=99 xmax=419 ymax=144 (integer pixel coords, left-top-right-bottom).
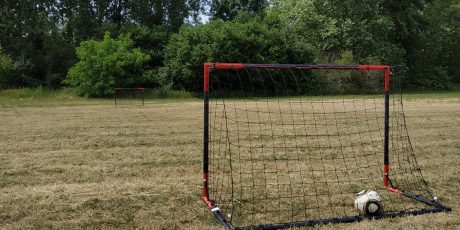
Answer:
xmin=0 ymin=0 xmax=459 ymax=96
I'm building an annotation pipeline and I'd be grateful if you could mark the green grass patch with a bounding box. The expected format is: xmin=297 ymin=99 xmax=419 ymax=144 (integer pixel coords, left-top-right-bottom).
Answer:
xmin=400 ymin=90 xmax=460 ymax=100
xmin=144 ymin=88 xmax=195 ymax=99
xmin=0 ymin=86 xmax=77 ymax=99
xmin=0 ymin=87 xmax=104 ymax=107
xmin=0 ymin=87 xmax=198 ymax=108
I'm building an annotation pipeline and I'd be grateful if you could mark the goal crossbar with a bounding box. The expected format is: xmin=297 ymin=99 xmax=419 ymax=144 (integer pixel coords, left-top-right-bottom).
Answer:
xmin=202 ymin=63 xmax=451 ymax=229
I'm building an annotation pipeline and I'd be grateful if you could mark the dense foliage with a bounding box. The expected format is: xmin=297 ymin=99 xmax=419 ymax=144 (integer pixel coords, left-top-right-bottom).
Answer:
xmin=279 ymin=0 xmax=406 ymax=65
xmin=411 ymin=0 xmax=460 ymax=88
xmin=65 ymin=33 xmax=149 ymax=97
xmin=210 ymin=0 xmax=268 ymax=20
xmin=0 ymin=0 xmax=458 ymax=95
xmin=164 ymin=12 xmax=313 ymax=91
xmin=0 ymin=46 xmax=17 ymax=87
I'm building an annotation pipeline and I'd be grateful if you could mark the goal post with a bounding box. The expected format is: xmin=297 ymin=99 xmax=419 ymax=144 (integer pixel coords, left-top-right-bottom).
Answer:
xmin=202 ymin=63 xmax=451 ymax=229
xmin=114 ymin=87 xmax=145 ymax=106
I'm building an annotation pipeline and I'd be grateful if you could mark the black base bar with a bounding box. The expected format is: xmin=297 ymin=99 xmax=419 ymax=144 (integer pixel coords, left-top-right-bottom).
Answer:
xmin=211 ymin=206 xmax=233 ymax=230
xmin=235 ymin=206 xmax=451 ymax=230
xmin=403 ymin=192 xmax=452 ymax=210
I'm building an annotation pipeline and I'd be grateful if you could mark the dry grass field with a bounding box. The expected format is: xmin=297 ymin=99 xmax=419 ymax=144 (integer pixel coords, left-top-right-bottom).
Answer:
xmin=0 ymin=94 xmax=459 ymax=229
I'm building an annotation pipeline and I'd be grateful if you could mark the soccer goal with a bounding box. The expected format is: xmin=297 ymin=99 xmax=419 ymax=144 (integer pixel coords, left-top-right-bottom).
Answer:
xmin=202 ymin=63 xmax=451 ymax=229
xmin=114 ymin=88 xmax=145 ymax=106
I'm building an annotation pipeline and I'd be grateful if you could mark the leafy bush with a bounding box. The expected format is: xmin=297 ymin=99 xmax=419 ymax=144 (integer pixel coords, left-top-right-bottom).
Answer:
xmin=279 ymin=0 xmax=406 ymax=65
xmin=65 ymin=33 xmax=150 ymax=97
xmin=164 ymin=12 xmax=314 ymax=92
xmin=0 ymin=47 xmax=17 ymax=88
xmin=409 ymin=0 xmax=460 ymax=88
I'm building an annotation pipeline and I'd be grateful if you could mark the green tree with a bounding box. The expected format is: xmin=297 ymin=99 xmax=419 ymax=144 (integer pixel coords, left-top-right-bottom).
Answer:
xmin=0 ymin=0 xmax=76 ymax=87
xmin=0 ymin=46 xmax=17 ymax=88
xmin=65 ymin=33 xmax=150 ymax=97
xmin=380 ymin=0 xmax=430 ymax=66
xmin=210 ymin=0 xmax=268 ymax=20
xmin=0 ymin=0 xmax=207 ymax=89
xmin=411 ymin=0 xmax=460 ymax=88
xmin=119 ymin=24 xmax=171 ymax=89
xmin=127 ymin=0 xmax=204 ymax=32
xmin=119 ymin=24 xmax=169 ymax=68
xmin=129 ymin=0 xmax=166 ymax=27
xmin=164 ymin=12 xmax=313 ymax=91
xmin=278 ymin=0 xmax=405 ymax=64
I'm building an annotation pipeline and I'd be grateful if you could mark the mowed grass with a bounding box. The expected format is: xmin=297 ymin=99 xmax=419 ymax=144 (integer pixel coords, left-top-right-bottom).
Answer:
xmin=0 ymin=93 xmax=459 ymax=229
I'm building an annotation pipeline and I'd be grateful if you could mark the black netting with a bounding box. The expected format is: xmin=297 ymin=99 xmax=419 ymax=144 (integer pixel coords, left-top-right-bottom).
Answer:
xmin=206 ymin=65 xmax=441 ymax=228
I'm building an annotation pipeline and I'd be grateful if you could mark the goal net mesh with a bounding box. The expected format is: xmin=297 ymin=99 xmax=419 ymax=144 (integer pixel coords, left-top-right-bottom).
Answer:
xmin=206 ymin=65 xmax=434 ymax=228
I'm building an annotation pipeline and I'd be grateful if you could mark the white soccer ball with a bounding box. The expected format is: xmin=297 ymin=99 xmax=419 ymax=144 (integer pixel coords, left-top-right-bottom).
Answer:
xmin=354 ymin=190 xmax=383 ymax=216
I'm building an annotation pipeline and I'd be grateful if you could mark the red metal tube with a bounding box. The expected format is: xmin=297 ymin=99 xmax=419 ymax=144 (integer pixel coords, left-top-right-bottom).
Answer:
xmin=358 ymin=65 xmax=387 ymax=71
xmin=384 ymin=67 xmax=391 ymax=93
xmin=204 ymin=63 xmax=211 ymax=93
xmin=212 ymin=63 xmax=244 ymax=69
xmin=384 ymin=164 xmax=403 ymax=194
xmin=202 ymin=173 xmax=213 ymax=207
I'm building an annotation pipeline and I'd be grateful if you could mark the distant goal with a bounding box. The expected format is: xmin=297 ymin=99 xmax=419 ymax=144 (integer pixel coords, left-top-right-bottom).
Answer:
xmin=202 ymin=63 xmax=451 ymax=229
xmin=114 ymin=88 xmax=145 ymax=106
